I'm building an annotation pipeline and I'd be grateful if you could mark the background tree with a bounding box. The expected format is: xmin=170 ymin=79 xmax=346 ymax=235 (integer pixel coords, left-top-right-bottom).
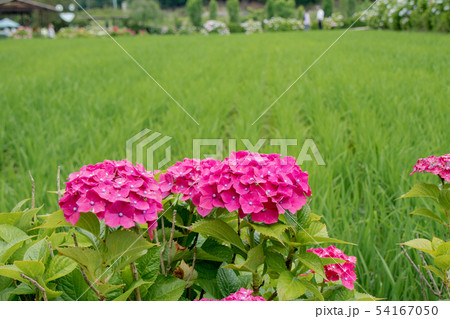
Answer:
xmin=266 ymin=0 xmax=275 ymax=19
xmin=274 ymin=0 xmax=296 ymax=18
xmin=297 ymin=5 xmax=305 ymax=20
xmin=187 ymin=0 xmax=203 ymax=27
xmin=209 ymin=0 xmax=218 ymax=20
xmin=129 ymin=0 xmax=162 ymax=28
xmin=347 ymin=0 xmax=356 ymax=17
xmin=226 ymin=0 xmax=240 ymax=23
xmin=322 ymin=0 xmax=333 ymax=17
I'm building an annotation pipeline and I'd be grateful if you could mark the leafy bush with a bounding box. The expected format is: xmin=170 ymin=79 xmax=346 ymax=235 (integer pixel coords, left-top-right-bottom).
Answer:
xmin=367 ymin=0 xmax=449 ymax=32
xmin=400 ymin=154 xmax=450 ymax=299
xmin=323 ymin=0 xmax=334 ymax=17
xmin=187 ymin=0 xmax=203 ymax=27
xmin=226 ymin=0 xmax=240 ymax=23
xmin=274 ymin=0 xmax=296 ymax=18
xmin=203 ymin=20 xmax=231 ymax=35
xmin=0 ymin=154 xmax=375 ymax=301
xmin=209 ymin=0 xmax=218 ymax=20
xmin=297 ymin=5 xmax=305 ymax=21
xmin=264 ymin=16 xmax=304 ymax=31
xmin=266 ymin=0 xmax=275 ymax=19
xmin=129 ymin=0 xmax=162 ymax=28
xmin=240 ymin=20 xmax=263 ymax=34
xmin=227 ymin=22 xmax=246 ymax=33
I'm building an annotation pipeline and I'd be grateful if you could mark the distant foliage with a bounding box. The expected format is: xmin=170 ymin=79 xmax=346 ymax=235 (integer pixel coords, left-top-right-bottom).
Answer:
xmin=129 ymin=0 xmax=162 ymax=27
xmin=297 ymin=5 xmax=305 ymax=21
xmin=322 ymin=0 xmax=334 ymax=17
xmin=274 ymin=0 xmax=296 ymax=19
xmin=227 ymin=0 xmax=240 ymax=23
xmin=348 ymin=0 xmax=356 ymax=17
xmin=209 ymin=0 xmax=218 ymax=20
xmin=266 ymin=0 xmax=275 ymax=18
xmin=187 ymin=0 xmax=203 ymax=27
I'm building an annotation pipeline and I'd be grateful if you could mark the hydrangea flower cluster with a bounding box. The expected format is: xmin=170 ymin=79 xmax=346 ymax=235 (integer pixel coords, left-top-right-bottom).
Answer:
xmin=410 ymin=154 xmax=450 ymax=182
xmin=198 ymin=288 xmax=266 ymax=301
xmin=159 ymin=151 xmax=311 ymax=224
xmin=307 ymin=246 xmax=357 ymax=290
xmin=59 ymin=160 xmax=163 ymax=234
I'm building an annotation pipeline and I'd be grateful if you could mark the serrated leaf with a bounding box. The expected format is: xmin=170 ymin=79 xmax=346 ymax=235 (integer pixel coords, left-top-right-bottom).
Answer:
xmin=36 ymin=211 xmax=100 ymax=238
xmin=113 ymin=279 xmax=151 ymax=301
xmin=242 ymin=221 xmax=291 ymax=244
xmin=10 ymin=283 xmax=35 ymax=295
xmin=327 ymin=285 xmax=355 ymax=301
xmin=434 ymin=255 xmax=450 ymax=271
xmin=320 ymin=257 xmax=348 ymax=265
xmin=136 ymin=246 xmax=161 ymax=282
xmin=400 ymin=182 xmax=440 ymax=201
xmin=432 ymin=237 xmax=445 ymax=251
xmin=189 ymin=219 xmax=245 ymax=251
xmin=300 ymin=278 xmax=324 ymax=301
xmin=223 ymin=245 xmax=265 ymax=273
xmin=265 ymin=250 xmax=287 ymax=277
xmin=105 ymin=230 xmax=154 ymax=268
xmin=297 ymin=252 xmax=326 ymax=278
xmin=24 ymin=239 xmax=48 ymax=262
xmin=145 ymin=275 xmax=186 ymax=301
xmin=216 ymin=267 xmax=240 ymax=297
xmin=45 ymin=256 xmax=77 ymax=283
xmin=400 ymin=239 xmax=435 ymax=256
xmin=57 ymin=247 xmax=103 ymax=278
xmin=14 ymin=260 xmax=45 ymax=277
xmin=0 ymin=264 xmax=25 ymax=282
xmin=0 ymin=224 xmax=29 ymax=244
xmin=422 ymin=265 xmax=445 ymax=280
xmin=57 ymin=269 xmax=96 ymax=301
xmin=410 ymin=208 xmax=444 ymax=224
xmin=439 ymin=189 xmax=450 ymax=211
xmin=277 ymin=271 xmax=306 ymax=301
xmin=11 ymin=199 xmax=31 ymax=212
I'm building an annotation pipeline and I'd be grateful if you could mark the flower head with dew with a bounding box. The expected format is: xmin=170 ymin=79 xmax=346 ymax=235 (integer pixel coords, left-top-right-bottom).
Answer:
xmin=197 ymin=288 xmax=267 ymax=301
xmin=159 ymin=151 xmax=311 ymax=224
xmin=307 ymin=245 xmax=357 ymax=290
xmin=59 ymin=159 xmax=163 ymax=238
xmin=410 ymin=154 xmax=450 ymax=183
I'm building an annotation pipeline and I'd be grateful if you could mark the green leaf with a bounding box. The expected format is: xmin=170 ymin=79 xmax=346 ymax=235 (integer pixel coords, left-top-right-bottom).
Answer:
xmin=436 ymin=242 xmax=450 ymax=256
xmin=297 ymin=252 xmax=326 ymax=279
xmin=45 ymin=256 xmax=77 ymax=283
xmin=0 ymin=237 xmax=32 ymax=263
xmin=320 ymin=257 xmax=348 ymax=265
xmin=10 ymin=283 xmax=35 ymax=295
xmin=14 ymin=260 xmax=45 ymax=277
xmin=422 ymin=265 xmax=445 ymax=280
xmin=434 ymin=255 xmax=450 ymax=271
xmin=0 ymin=264 xmax=25 ymax=282
xmin=57 ymin=247 xmax=103 ymax=278
xmin=291 ymin=234 xmax=355 ymax=246
xmin=105 ymin=230 xmax=154 ymax=267
xmin=216 ymin=267 xmax=240 ymax=297
xmin=145 ymin=275 xmax=186 ymax=301
xmin=401 ymin=239 xmax=435 ymax=256
xmin=113 ymin=279 xmax=151 ymax=301
xmin=201 ymin=238 xmax=233 ymax=263
xmin=188 ymin=219 xmax=246 ymax=251
xmin=36 ymin=211 xmax=100 ymax=238
xmin=439 ymin=189 xmax=450 ymax=211
xmin=24 ymin=239 xmax=48 ymax=262
xmin=277 ymin=271 xmax=306 ymax=301
xmin=432 ymin=237 xmax=445 ymax=251
xmin=57 ymin=269 xmax=96 ymax=301
xmin=264 ymin=250 xmax=287 ymax=277
xmin=11 ymin=199 xmax=31 ymax=212
xmin=242 ymin=221 xmax=291 ymax=244
xmin=135 ymin=246 xmax=161 ymax=282
xmin=410 ymin=208 xmax=444 ymax=224
xmin=300 ymin=278 xmax=324 ymax=301
xmin=400 ymin=182 xmax=440 ymax=201
xmin=0 ymin=224 xmax=29 ymax=244
xmin=197 ymin=278 xmax=223 ymax=299
xmin=327 ymin=285 xmax=355 ymax=301
xmin=223 ymin=244 xmax=265 ymax=273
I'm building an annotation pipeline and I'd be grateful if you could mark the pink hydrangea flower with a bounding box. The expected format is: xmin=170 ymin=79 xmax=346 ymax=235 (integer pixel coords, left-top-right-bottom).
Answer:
xmin=410 ymin=154 xmax=450 ymax=182
xmin=197 ymin=288 xmax=267 ymax=301
xmin=307 ymin=245 xmax=357 ymax=290
xmin=59 ymin=160 xmax=163 ymax=237
xmin=159 ymin=151 xmax=311 ymax=224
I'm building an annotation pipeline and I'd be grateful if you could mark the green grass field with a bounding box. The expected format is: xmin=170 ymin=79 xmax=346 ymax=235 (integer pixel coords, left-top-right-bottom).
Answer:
xmin=0 ymin=30 xmax=449 ymax=300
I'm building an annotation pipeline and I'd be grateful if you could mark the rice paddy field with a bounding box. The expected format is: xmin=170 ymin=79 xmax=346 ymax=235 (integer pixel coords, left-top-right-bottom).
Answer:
xmin=0 ymin=30 xmax=449 ymax=300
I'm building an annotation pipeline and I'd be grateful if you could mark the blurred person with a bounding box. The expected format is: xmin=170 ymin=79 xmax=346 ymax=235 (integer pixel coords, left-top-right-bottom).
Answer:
xmin=304 ymin=11 xmax=311 ymax=30
xmin=316 ymin=7 xmax=324 ymax=30
xmin=48 ymin=24 xmax=55 ymax=39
